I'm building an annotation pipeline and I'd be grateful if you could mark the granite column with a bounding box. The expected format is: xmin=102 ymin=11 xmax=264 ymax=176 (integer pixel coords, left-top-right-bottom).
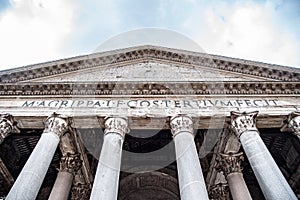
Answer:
xmin=231 ymin=111 xmax=297 ymax=200
xmin=90 ymin=117 xmax=129 ymax=200
xmin=170 ymin=115 xmax=209 ymax=200
xmin=217 ymin=152 xmax=252 ymax=200
xmin=6 ymin=114 xmax=69 ymax=200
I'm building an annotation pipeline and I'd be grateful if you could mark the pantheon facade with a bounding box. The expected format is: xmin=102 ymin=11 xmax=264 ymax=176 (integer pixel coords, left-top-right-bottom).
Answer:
xmin=0 ymin=45 xmax=299 ymax=199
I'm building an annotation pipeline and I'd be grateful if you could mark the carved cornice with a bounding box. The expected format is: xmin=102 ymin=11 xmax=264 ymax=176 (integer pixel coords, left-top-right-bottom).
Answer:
xmin=281 ymin=111 xmax=300 ymax=139
xmin=216 ymin=152 xmax=244 ymax=177
xmin=209 ymin=183 xmax=230 ymax=200
xmin=0 ymin=114 xmax=16 ymax=144
xmin=170 ymin=115 xmax=194 ymax=137
xmin=0 ymin=82 xmax=299 ymax=96
xmin=230 ymin=111 xmax=259 ymax=138
xmin=104 ymin=117 xmax=129 ymax=138
xmin=60 ymin=153 xmax=82 ymax=174
xmin=0 ymin=46 xmax=299 ymax=83
xmin=44 ymin=113 xmax=69 ymax=137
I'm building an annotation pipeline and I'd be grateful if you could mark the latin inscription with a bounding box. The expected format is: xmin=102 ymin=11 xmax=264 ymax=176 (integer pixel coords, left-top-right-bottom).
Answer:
xmin=21 ymin=99 xmax=279 ymax=108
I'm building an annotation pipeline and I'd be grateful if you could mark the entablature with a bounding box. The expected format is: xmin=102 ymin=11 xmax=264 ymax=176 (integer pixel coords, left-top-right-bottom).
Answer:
xmin=0 ymin=81 xmax=299 ymax=96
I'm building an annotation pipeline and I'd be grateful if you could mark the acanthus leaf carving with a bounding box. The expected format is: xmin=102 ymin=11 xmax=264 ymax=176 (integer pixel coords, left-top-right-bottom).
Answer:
xmin=281 ymin=111 xmax=300 ymax=139
xmin=44 ymin=113 xmax=69 ymax=137
xmin=104 ymin=117 xmax=129 ymax=138
xmin=216 ymin=152 xmax=244 ymax=177
xmin=230 ymin=111 xmax=259 ymax=138
xmin=0 ymin=114 xmax=17 ymax=144
xmin=60 ymin=153 xmax=82 ymax=174
xmin=170 ymin=115 xmax=194 ymax=137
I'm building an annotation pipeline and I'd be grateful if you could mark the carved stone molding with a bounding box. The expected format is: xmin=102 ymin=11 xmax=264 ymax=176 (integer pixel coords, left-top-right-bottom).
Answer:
xmin=281 ymin=111 xmax=300 ymax=139
xmin=0 ymin=114 xmax=14 ymax=144
xmin=209 ymin=183 xmax=230 ymax=200
xmin=216 ymin=152 xmax=244 ymax=177
xmin=0 ymin=46 xmax=299 ymax=84
xmin=60 ymin=153 xmax=82 ymax=174
xmin=70 ymin=183 xmax=91 ymax=200
xmin=104 ymin=117 xmax=129 ymax=138
xmin=70 ymin=168 xmax=92 ymax=200
xmin=170 ymin=115 xmax=194 ymax=137
xmin=0 ymin=82 xmax=299 ymax=96
xmin=44 ymin=113 xmax=69 ymax=137
xmin=230 ymin=111 xmax=259 ymax=138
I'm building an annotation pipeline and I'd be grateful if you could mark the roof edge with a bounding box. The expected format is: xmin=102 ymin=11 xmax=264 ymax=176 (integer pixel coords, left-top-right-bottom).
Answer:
xmin=0 ymin=45 xmax=299 ymax=83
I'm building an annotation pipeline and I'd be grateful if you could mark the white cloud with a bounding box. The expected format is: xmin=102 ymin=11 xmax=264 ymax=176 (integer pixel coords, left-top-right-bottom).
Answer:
xmin=0 ymin=0 xmax=75 ymax=69
xmin=0 ymin=0 xmax=299 ymax=70
xmin=190 ymin=1 xmax=300 ymax=68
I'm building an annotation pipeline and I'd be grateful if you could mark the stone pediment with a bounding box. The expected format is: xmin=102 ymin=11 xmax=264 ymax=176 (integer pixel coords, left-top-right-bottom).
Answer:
xmin=0 ymin=45 xmax=299 ymax=84
xmin=21 ymin=61 xmax=275 ymax=83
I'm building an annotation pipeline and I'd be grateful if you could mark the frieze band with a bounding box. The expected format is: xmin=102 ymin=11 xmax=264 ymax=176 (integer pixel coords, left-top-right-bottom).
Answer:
xmin=21 ymin=99 xmax=279 ymax=108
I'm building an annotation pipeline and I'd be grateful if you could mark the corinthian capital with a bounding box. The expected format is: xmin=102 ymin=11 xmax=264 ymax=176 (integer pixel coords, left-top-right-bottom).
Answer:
xmin=170 ymin=115 xmax=194 ymax=137
xmin=44 ymin=113 xmax=69 ymax=137
xmin=281 ymin=111 xmax=300 ymax=139
xmin=104 ymin=117 xmax=129 ymax=138
xmin=216 ymin=152 xmax=244 ymax=177
xmin=60 ymin=153 xmax=82 ymax=174
xmin=230 ymin=111 xmax=258 ymax=138
xmin=0 ymin=114 xmax=16 ymax=144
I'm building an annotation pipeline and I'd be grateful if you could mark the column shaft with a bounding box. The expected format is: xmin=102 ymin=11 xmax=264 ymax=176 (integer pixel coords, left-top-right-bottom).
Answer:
xmin=90 ymin=117 xmax=128 ymax=200
xmin=6 ymin=114 xmax=68 ymax=200
xmin=216 ymin=152 xmax=252 ymax=200
xmin=171 ymin=116 xmax=209 ymax=200
xmin=240 ymin=130 xmax=297 ymax=200
xmin=6 ymin=133 xmax=60 ymax=200
xmin=48 ymin=172 xmax=73 ymax=200
xmin=49 ymin=132 xmax=82 ymax=200
xmin=231 ymin=111 xmax=297 ymax=200
xmin=227 ymin=172 xmax=252 ymax=200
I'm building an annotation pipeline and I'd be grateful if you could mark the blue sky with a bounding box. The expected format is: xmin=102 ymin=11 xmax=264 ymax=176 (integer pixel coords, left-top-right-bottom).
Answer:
xmin=0 ymin=0 xmax=299 ymax=69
